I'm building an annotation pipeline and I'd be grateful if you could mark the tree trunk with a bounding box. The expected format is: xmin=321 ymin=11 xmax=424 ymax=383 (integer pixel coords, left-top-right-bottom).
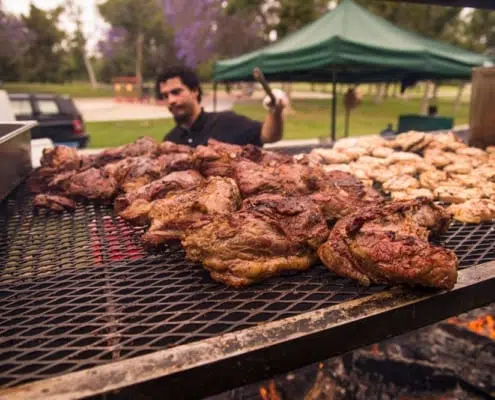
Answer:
xmin=311 ymin=82 xmax=315 ymax=92
xmin=420 ymin=81 xmax=431 ymax=115
xmin=432 ymin=82 xmax=440 ymax=102
xmin=367 ymin=84 xmax=373 ymax=96
xmin=83 ymin=53 xmax=98 ymax=89
xmin=374 ymin=83 xmax=385 ymax=104
xmin=454 ymin=82 xmax=466 ymax=112
xmin=136 ymin=32 xmax=144 ymax=92
xmin=392 ymin=82 xmax=399 ymax=98
xmin=384 ymin=82 xmax=390 ymax=99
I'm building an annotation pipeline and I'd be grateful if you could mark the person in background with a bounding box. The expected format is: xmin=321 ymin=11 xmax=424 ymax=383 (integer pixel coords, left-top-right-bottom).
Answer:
xmin=428 ymin=105 xmax=438 ymax=117
xmin=156 ymin=66 xmax=287 ymax=147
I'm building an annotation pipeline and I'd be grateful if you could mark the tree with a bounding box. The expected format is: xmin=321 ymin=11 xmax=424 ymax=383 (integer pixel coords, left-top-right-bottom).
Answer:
xmin=20 ymin=4 xmax=67 ymax=82
xmin=0 ymin=2 xmax=31 ymax=80
xmin=277 ymin=0 xmax=328 ymax=39
xmin=462 ymin=9 xmax=495 ymax=55
xmin=99 ymin=0 xmax=169 ymax=83
xmin=63 ymin=0 xmax=98 ymax=86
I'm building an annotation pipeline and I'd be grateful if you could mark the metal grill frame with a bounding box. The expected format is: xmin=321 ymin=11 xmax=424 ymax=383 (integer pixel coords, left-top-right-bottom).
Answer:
xmin=2 ymin=262 xmax=494 ymax=400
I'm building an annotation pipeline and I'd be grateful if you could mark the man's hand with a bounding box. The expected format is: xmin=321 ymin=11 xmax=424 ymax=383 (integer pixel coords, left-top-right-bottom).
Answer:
xmin=263 ymin=88 xmax=289 ymax=115
xmin=261 ymin=89 xmax=287 ymax=144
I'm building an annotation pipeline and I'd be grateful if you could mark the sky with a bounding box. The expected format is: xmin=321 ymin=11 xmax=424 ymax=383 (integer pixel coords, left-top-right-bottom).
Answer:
xmin=3 ymin=0 xmax=108 ymax=52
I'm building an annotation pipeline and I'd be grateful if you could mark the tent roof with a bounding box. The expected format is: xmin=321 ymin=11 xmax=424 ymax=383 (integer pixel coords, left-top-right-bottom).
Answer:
xmin=213 ymin=0 xmax=492 ymax=83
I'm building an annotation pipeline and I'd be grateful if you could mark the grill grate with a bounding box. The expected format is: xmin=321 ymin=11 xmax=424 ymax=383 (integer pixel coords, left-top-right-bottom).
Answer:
xmin=1 ymin=184 xmax=495 ymax=389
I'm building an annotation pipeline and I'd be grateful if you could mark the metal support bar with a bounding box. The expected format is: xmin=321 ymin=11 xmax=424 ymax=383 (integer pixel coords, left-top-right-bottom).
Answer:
xmin=331 ymin=70 xmax=337 ymax=142
xmin=3 ymin=261 xmax=494 ymax=400
xmin=213 ymin=81 xmax=217 ymax=112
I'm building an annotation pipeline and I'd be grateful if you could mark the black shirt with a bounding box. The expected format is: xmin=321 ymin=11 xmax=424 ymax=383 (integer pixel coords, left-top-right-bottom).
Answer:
xmin=164 ymin=110 xmax=263 ymax=147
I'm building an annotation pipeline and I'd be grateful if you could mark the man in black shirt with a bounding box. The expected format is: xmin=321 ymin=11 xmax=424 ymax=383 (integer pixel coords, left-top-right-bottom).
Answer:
xmin=156 ymin=66 xmax=286 ymax=147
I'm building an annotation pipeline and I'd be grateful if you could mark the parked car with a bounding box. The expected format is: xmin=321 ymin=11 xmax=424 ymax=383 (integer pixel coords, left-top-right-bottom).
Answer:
xmin=8 ymin=93 xmax=89 ymax=148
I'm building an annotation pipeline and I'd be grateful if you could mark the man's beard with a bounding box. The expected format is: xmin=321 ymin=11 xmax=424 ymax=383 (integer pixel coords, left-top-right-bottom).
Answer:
xmin=172 ymin=106 xmax=192 ymax=125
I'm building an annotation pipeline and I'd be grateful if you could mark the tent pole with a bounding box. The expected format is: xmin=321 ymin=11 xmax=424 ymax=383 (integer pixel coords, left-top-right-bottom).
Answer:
xmin=331 ymin=69 xmax=337 ymax=142
xmin=213 ymin=81 xmax=218 ymax=112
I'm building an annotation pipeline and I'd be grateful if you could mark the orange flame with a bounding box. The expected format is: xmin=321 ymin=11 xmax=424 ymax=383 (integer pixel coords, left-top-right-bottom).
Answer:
xmin=259 ymin=380 xmax=281 ymax=400
xmin=448 ymin=314 xmax=495 ymax=340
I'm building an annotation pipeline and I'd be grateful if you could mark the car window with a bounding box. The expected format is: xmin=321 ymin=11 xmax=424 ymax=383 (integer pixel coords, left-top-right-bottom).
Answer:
xmin=37 ymin=99 xmax=60 ymax=115
xmin=10 ymin=99 xmax=32 ymax=117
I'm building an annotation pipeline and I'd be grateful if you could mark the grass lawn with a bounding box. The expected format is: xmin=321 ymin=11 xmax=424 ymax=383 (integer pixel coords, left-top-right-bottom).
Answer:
xmin=4 ymin=81 xmax=113 ymax=98
xmin=86 ymin=94 xmax=469 ymax=148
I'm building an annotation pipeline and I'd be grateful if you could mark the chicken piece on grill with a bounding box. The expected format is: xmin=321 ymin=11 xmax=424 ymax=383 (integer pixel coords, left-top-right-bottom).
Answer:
xmin=318 ymin=199 xmax=457 ymax=289
xmin=141 ymin=177 xmax=241 ymax=245
xmin=308 ymin=170 xmax=383 ymax=222
xmin=115 ymin=170 xmax=203 ymax=214
xmin=33 ymin=194 xmax=76 ymax=212
xmin=447 ymin=199 xmax=495 ymax=224
xmin=182 ymin=194 xmax=329 ymax=287
xmin=234 ymin=159 xmax=311 ymax=197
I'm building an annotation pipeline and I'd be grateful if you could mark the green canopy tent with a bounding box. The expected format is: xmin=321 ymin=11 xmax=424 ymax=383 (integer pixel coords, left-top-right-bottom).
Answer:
xmin=213 ymin=0 xmax=492 ymax=140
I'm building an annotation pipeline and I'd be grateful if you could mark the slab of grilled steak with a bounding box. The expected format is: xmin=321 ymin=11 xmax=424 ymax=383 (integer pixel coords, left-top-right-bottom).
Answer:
xmin=318 ymin=198 xmax=458 ymax=289
xmin=182 ymin=194 xmax=329 ymax=287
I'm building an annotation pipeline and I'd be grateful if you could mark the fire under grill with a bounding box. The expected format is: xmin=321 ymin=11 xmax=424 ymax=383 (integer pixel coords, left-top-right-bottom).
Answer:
xmin=1 ymin=183 xmax=495 ymax=399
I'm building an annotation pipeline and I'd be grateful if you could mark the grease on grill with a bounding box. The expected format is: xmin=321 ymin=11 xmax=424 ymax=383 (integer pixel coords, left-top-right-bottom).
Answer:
xmin=1 ymin=184 xmax=495 ymax=388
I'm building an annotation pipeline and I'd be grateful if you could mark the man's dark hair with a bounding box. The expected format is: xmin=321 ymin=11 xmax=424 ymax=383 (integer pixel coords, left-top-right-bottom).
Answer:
xmin=428 ymin=105 xmax=438 ymax=116
xmin=155 ymin=65 xmax=202 ymax=103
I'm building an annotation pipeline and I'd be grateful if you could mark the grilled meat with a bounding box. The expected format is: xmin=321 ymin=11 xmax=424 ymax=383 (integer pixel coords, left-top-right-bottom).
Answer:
xmin=309 ymin=170 xmax=383 ymax=222
xmin=33 ymin=194 xmax=76 ymax=212
xmin=115 ymin=169 xmax=203 ymax=213
xmin=92 ymin=136 xmax=159 ymax=167
xmin=234 ymin=159 xmax=311 ymax=197
xmin=103 ymin=156 xmax=160 ymax=193
xmin=182 ymin=194 xmax=328 ymax=287
xmin=141 ymin=177 xmax=241 ymax=245
xmin=318 ymin=199 xmax=457 ymax=289
xmin=64 ymin=168 xmax=118 ymax=201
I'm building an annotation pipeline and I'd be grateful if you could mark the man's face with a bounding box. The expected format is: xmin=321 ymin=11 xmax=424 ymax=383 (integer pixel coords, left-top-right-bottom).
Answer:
xmin=160 ymin=77 xmax=199 ymax=123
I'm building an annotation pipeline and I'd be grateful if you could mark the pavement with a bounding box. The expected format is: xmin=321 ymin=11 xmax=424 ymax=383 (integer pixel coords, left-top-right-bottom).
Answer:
xmin=75 ymin=96 xmax=234 ymax=122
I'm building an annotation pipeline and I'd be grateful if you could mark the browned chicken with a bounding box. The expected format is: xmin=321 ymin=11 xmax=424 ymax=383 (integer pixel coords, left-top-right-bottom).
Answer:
xmin=139 ymin=177 xmax=241 ymax=245
xmin=182 ymin=194 xmax=329 ymax=287
xmin=115 ymin=170 xmax=203 ymax=213
xmin=318 ymin=199 xmax=458 ymax=289
xmin=33 ymin=194 xmax=76 ymax=212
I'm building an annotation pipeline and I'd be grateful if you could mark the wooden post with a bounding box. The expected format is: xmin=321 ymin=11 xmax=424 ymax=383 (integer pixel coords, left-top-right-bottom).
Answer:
xmin=469 ymin=67 xmax=495 ymax=148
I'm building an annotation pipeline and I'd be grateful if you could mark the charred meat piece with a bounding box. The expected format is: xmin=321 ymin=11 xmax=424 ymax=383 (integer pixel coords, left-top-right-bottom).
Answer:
xmin=29 ymin=146 xmax=83 ymax=193
xmin=157 ymin=141 xmax=193 ymax=155
xmin=234 ymin=159 xmax=312 ymax=197
xmin=40 ymin=146 xmax=82 ymax=171
xmin=65 ymin=168 xmax=118 ymax=201
xmin=182 ymin=194 xmax=329 ymax=287
xmin=93 ymin=136 xmax=159 ymax=166
xmin=140 ymin=177 xmax=241 ymax=245
xmin=103 ymin=156 xmax=161 ymax=193
xmin=194 ymin=144 xmax=237 ymax=178
xmin=115 ymin=170 xmax=203 ymax=213
xmin=309 ymin=170 xmax=383 ymax=222
xmin=33 ymin=194 xmax=76 ymax=212
xmin=318 ymin=199 xmax=458 ymax=289
xmin=154 ymin=153 xmax=196 ymax=174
